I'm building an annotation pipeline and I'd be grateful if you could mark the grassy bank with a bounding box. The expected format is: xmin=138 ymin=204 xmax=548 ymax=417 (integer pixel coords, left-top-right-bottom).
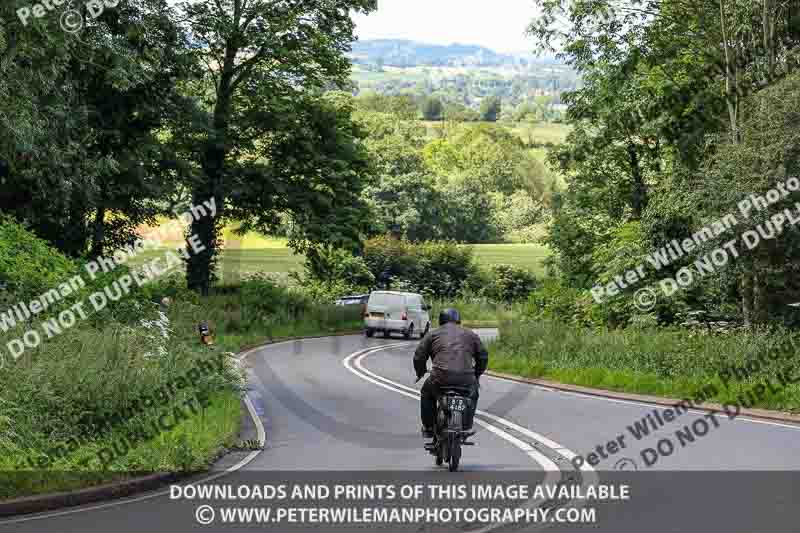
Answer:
xmin=489 ymin=319 xmax=800 ymax=412
xmin=0 ymin=273 xmax=362 ymax=499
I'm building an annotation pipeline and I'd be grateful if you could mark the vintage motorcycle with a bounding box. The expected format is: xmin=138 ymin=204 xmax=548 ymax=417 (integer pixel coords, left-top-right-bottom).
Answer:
xmin=424 ymin=385 xmax=474 ymax=472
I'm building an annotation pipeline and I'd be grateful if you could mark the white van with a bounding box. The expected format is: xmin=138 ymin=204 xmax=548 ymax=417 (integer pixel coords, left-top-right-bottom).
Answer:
xmin=364 ymin=291 xmax=431 ymax=339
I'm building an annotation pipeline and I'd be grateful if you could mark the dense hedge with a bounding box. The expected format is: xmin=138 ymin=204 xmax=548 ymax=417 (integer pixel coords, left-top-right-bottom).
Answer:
xmin=363 ymin=236 xmax=477 ymax=298
xmin=0 ymin=216 xmax=78 ymax=304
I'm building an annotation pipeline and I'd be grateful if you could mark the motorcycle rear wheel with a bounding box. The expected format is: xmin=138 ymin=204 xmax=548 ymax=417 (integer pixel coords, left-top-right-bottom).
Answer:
xmin=448 ymin=437 xmax=461 ymax=472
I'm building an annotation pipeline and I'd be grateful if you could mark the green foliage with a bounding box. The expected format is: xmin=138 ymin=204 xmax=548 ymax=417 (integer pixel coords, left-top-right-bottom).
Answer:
xmin=490 ymin=190 xmax=546 ymax=243
xmin=355 ymin=91 xmax=419 ymax=119
xmin=362 ymin=237 xmax=478 ymax=298
xmin=239 ymin=274 xmax=312 ymax=318
xmin=525 ymin=280 xmax=597 ymax=327
xmin=0 ymin=217 xmax=77 ymax=303
xmin=303 ymin=247 xmax=375 ymax=288
xmin=421 ymin=97 xmax=444 ymax=121
xmin=0 ymin=1 xmax=180 ymax=257
xmin=443 ymin=103 xmax=480 ymax=122
xmin=437 ymin=178 xmax=504 ymax=243
xmin=292 ymin=247 xmax=374 ymax=302
xmin=423 ymin=124 xmax=547 ymax=196
xmin=542 ymin=195 xmax=613 ymax=288
xmin=490 ymin=319 xmax=800 ymax=410
xmin=531 ymin=0 xmax=800 ymax=326
xmin=482 ymin=264 xmax=539 ymax=303
xmin=363 ymin=172 xmax=450 ymax=242
xmin=356 ymin=111 xmax=428 ymax=176
xmin=479 ymin=96 xmax=502 ymax=122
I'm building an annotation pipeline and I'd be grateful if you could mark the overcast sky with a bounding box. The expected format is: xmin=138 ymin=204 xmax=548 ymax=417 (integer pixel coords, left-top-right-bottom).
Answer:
xmin=352 ymin=1 xmax=540 ymax=54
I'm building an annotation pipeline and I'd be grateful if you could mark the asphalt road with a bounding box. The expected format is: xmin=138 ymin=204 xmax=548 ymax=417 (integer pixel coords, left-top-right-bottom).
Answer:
xmin=4 ymin=331 xmax=800 ymax=532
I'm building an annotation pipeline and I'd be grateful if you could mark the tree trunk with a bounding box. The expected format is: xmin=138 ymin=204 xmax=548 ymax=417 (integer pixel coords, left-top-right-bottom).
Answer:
xmin=627 ymin=142 xmax=647 ymax=219
xmin=186 ymin=48 xmax=236 ymax=295
xmin=753 ymin=262 xmax=769 ymax=324
xmin=740 ymin=270 xmax=754 ymax=327
xmin=186 ymin=191 xmax=220 ymax=296
xmin=60 ymin=191 xmax=88 ymax=258
xmin=91 ymin=203 xmax=106 ymax=258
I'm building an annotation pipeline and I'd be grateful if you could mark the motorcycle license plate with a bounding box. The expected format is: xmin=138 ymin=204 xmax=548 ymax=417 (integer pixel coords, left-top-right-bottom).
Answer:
xmin=447 ymin=397 xmax=466 ymax=411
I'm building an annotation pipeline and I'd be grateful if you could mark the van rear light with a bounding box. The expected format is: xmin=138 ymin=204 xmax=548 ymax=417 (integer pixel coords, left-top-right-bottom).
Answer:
xmin=401 ymin=311 xmax=408 ymax=321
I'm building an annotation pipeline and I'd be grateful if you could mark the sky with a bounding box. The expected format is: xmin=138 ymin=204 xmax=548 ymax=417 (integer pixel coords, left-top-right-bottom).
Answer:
xmin=352 ymin=1 xmax=541 ymax=54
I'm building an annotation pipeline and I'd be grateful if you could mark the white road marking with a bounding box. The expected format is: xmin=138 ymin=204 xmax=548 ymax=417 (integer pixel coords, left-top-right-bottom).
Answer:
xmin=343 ymin=344 xmax=560 ymax=472
xmin=343 ymin=343 xmax=599 ymax=532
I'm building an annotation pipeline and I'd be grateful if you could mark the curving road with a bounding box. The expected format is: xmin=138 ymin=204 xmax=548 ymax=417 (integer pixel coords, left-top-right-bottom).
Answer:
xmin=4 ymin=331 xmax=800 ymax=532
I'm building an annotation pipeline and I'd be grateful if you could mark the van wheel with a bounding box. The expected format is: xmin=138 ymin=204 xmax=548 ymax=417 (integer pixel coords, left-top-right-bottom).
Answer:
xmin=365 ymin=328 xmax=374 ymax=338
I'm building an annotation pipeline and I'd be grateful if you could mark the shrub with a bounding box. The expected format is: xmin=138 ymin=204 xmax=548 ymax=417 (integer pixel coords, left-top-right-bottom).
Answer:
xmin=299 ymin=279 xmax=369 ymax=303
xmin=0 ymin=216 xmax=77 ymax=304
xmin=525 ymin=279 xmax=598 ymax=327
xmin=362 ymin=235 xmax=416 ymax=286
xmin=483 ymin=264 xmax=538 ymax=303
xmin=362 ymin=236 xmax=478 ymax=298
xmin=302 ymin=247 xmax=375 ymax=288
xmin=411 ymin=241 xmax=477 ymax=298
xmin=240 ymin=273 xmax=310 ymax=317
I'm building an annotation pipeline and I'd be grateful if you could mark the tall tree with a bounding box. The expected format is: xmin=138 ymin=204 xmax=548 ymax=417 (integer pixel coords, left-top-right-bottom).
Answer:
xmin=479 ymin=96 xmax=501 ymax=122
xmin=0 ymin=0 xmax=183 ymax=257
xmin=530 ymin=0 xmax=800 ymax=324
xmin=176 ymin=0 xmax=377 ymax=294
xmin=421 ymin=96 xmax=443 ymax=121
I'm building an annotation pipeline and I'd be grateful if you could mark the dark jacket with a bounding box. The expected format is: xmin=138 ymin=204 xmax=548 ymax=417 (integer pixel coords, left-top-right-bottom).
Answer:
xmin=413 ymin=323 xmax=489 ymax=386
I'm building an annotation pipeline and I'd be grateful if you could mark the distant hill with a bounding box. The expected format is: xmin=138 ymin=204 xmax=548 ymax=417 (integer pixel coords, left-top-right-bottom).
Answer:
xmin=349 ymin=39 xmax=539 ymax=67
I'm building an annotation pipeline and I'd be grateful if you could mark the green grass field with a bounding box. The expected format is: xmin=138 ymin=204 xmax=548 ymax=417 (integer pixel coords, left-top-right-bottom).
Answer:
xmin=128 ymin=234 xmax=551 ymax=280
xmin=468 ymin=243 xmax=550 ymax=276
xmin=511 ymin=122 xmax=571 ymax=145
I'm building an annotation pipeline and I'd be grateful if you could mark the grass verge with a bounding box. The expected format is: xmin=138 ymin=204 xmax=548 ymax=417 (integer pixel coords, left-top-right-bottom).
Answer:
xmin=1 ymin=280 xmax=363 ymax=500
xmin=489 ymin=319 xmax=800 ymax=412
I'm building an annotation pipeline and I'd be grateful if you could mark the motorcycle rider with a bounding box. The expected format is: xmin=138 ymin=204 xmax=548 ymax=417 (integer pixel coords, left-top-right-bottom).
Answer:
xmin=414 ymin=308 xmax=488 ymax=438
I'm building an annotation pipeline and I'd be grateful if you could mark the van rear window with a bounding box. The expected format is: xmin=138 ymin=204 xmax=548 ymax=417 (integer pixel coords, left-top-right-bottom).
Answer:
xmin=369 ymin=293 xmax=404 ymax=307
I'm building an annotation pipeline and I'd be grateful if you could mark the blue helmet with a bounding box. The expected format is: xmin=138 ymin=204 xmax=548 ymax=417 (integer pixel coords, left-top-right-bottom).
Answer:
xmin=438 ymin=308 xmax=461 ymax=326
